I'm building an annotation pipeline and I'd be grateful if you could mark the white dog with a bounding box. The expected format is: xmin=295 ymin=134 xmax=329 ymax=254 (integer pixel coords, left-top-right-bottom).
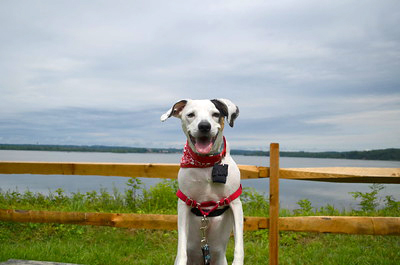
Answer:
xmin=161 ymin=99 xmax=244 ymax=265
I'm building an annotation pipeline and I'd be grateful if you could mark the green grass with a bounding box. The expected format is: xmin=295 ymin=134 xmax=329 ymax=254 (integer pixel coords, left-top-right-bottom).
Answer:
xmin=1 ymin=222 xmax=398 ymax=264
xmin=0 ymin=180 xmax=399 ymax=264
xmin=279 ymin=233 xmax=399 ymax=265
xmin=0 ymin=222 xmax=177 ymax=264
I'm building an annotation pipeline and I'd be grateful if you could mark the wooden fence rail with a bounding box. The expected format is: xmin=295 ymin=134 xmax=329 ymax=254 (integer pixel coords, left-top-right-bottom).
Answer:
xmin=1 ymin=161 xmax=399 ymax=183
xmin=1 ymin=209 xmax=399 ymax=235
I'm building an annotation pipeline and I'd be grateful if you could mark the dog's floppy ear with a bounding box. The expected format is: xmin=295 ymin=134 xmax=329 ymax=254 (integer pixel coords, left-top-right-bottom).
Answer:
xmin=211 ymin=99 xmax=239 ymax=127
xmin=160 ymin=100 xmax=188 ymax=122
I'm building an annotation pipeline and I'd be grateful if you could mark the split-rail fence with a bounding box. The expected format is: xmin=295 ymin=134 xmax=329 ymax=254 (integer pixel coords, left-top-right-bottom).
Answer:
xmin=0 ymin=143 xmax=399 ymax=265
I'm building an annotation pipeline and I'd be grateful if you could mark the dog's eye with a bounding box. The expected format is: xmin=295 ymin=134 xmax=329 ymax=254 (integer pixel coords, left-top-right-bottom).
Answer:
xmin=187 ymin=112 xmax=195 ymax=118
xmin=212 ymin=112 xmax=220 ymax=118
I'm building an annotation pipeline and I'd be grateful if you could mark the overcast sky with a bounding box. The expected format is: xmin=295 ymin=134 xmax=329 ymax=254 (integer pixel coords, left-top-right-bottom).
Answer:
xmin=1 ymin=0 xmax=399 ymax=151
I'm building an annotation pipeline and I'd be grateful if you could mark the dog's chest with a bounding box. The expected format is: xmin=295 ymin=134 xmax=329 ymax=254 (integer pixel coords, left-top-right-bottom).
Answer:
xmin=178 ymin=167 xmax=214 ymax=187
xmin=177 ymin=158 xmax=240 ymax=202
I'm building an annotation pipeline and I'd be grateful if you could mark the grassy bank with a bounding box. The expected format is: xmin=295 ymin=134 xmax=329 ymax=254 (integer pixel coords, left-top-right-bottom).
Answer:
xmin=0 ymin=180 xmax=399 ymax=264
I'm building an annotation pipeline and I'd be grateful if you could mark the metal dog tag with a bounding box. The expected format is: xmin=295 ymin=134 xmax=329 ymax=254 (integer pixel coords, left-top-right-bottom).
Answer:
xmin=212 ymin=163 xmax=228 ymax=184
xmin=202 ymin=244 xmax=211 ymax=265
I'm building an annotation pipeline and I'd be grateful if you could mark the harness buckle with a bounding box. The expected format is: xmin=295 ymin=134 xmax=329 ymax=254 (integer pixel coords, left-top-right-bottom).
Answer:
xmin=219 ymin=198 xmax=230 ymax=206
xmin=185 ymin=197 xmax=197 ymax=207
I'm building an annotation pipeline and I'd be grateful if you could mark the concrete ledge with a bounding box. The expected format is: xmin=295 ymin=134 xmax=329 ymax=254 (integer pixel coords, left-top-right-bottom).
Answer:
xmin=0 ymin=260 xmax=81 ymax=265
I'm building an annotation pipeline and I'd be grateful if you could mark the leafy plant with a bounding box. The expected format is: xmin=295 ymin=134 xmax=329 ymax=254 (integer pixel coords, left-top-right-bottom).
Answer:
xmin=349 ymin=184 xmax=384 ymax=213
xmin=125 ymin=177 xmax=143 ymax=211
xmin=316 ymin=204 xmax=341 ymax=216
xmin=141 ymin=179 xmax=178 ymax=214
xmin=383 ymin=195 xmax=400 ymax=216
xmin=293 ymin=199 xmax=314 ymax=216
xmin=241 ymin=188 xmax=269 ymax=216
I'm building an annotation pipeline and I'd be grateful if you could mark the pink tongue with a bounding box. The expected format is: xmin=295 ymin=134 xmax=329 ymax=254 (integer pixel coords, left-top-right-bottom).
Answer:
xmin=195 ymin=141 xmax=213 ymax=154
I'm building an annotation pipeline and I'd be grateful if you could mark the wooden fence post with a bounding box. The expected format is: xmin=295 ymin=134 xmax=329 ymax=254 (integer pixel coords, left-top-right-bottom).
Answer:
xmin=269 ymin=143 xmax=280 ymax=265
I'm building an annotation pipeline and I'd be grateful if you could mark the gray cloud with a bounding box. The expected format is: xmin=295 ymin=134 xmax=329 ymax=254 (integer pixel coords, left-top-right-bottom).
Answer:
xmin=0 ymin=0 xmax=399 ymax=151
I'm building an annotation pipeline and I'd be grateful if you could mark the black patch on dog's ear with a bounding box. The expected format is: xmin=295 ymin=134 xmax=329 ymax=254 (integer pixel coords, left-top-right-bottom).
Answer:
xmin=229 ymin=106 xmax=239 ymax=127
xmin=211 ymin=99 xmax=228 ymax=118
xmin=211 ymin=99 xmax=239 ymax=127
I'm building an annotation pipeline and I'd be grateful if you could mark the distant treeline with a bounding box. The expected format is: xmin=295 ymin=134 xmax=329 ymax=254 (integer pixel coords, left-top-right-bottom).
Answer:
xmin=0 ymin=144 xmax=181 ymax=154
xmin=1 ymin=144 xmax=399 ymax=161
xmin=231 ymin=149 xmax=400 ymax=161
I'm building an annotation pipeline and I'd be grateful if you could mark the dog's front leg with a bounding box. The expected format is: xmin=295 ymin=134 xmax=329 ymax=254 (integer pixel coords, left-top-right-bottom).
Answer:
xmin=230 ymin=199 xmax=244 ymax=265
xmin=175 ymin=200 xmax=190 ymax=265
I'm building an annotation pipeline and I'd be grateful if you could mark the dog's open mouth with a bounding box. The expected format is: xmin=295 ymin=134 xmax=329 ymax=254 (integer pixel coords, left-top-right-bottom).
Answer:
xmin=189 ymin=134 xmax=217 ymax=155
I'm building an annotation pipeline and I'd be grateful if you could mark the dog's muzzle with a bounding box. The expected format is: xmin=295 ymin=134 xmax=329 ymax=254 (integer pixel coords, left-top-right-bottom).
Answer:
xmin=189 ymin=134 xmax=218 ymax=155
xmin=187 ymin=121 xmax=219 ymax=155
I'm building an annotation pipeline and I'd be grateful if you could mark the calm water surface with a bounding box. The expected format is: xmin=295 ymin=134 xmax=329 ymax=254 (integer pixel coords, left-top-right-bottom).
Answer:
xmin=1 ymin=150 xmax=399 ymax=210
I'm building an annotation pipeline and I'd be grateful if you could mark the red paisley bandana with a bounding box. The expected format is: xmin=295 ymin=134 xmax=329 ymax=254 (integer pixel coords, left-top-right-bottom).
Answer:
xmin=180 ymin=137 xmax=227 ymax=168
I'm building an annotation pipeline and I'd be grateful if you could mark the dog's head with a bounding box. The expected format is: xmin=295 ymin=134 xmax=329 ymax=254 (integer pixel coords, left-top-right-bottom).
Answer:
xmin=161 ymin=99 xmax=239 ymax=155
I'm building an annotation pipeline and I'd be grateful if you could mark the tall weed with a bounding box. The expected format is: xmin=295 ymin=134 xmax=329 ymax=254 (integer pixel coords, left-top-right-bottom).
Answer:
xmin=141 ymin=179 xmax=178 ymax=214
xmin=241 ymin=188 xmax=269 ymax=216
xmin=349 ymin=183 xmax=384 ymax=213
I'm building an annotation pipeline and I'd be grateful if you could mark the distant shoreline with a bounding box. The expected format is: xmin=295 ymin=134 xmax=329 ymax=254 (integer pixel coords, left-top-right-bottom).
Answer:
xmin=0 ymin=144 xmax=399 ymax=161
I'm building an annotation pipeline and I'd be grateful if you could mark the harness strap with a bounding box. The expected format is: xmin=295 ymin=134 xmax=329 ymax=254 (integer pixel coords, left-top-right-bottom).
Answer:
xmin=191 ymin=206 xmax=230 ymax=217
xmin=176 ymin=184 xmax=242 ymax=217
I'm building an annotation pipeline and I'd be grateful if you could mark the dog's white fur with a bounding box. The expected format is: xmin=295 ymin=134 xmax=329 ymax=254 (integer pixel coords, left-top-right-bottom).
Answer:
xmin=161 ymin=99 xmax=244 ymax=265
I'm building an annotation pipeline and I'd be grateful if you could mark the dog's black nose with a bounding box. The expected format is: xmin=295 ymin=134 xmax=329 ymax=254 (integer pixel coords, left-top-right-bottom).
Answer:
xmin=198 ymin=121 xmax=211 ymax=133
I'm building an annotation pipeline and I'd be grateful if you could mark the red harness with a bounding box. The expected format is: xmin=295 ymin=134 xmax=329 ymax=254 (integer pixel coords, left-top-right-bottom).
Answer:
xmin=176 ymin=137 xmax=242 ymax=217
xmin=176 ymin=185 xmax=242 ymax=217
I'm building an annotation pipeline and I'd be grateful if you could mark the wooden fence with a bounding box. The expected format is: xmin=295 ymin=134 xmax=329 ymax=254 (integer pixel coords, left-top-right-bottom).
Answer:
xmin=0 ymin=143 xmax=399 ymax=264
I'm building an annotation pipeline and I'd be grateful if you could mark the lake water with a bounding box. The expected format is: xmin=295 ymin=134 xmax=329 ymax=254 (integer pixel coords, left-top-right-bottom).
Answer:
xmin=0 ymin=150 xmax=399 ymax=210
